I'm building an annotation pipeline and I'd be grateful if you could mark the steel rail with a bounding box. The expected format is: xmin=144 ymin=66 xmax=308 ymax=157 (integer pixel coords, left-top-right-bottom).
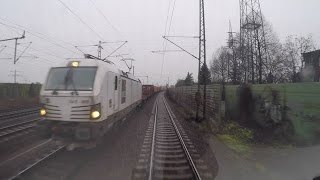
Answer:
xmin=0 ymin=106 xmax=40 ymax=117
xmin=0 ymin=138 xmax=65 ymax=180
xmin=8 ymin=144 xmax=65 ymax=180
xmin=0 ymin=139 xmax=53 ymax=167
xmin=0 ymin=107 xmax=38 ymax=118
xmin=163 ymin=97 xmax=202 ymax=180
xmin=148 ymin=100 xmax=158 ymax=180
xmin=0 ymin=119 xmax=38 ymax=131
xmin=0 ymin=119 xmax=38 ymax=138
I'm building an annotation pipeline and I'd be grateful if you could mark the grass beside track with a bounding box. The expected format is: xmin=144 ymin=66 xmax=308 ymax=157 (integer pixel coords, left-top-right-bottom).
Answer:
xmin=225 ymin=82 xmax=320 ymax=144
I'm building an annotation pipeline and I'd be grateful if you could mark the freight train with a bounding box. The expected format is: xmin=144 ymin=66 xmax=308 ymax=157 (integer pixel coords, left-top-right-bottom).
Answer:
xmin=37 ymin=58 xmax=159 ymax=150
xmin=142 ymin=84 xmax=161 ymax=100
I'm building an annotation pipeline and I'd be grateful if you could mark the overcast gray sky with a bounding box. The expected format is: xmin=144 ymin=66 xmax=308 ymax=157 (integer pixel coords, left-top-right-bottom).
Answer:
xmin=0 ymin=0 xmax=319 ymax=85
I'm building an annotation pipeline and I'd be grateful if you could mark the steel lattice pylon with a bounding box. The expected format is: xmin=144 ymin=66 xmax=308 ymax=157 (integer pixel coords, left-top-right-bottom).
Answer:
xmin=195 ymin=0 xmax=207 ymax=121
xmin=227 ymin=21 xmax=239 ymax=84
xmin=239 ymin=0 xmax=268 ymax=84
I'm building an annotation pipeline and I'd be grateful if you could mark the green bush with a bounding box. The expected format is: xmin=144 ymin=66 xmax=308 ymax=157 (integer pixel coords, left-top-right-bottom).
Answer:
xmin=221 ymin=121 xmax=254 ymax=143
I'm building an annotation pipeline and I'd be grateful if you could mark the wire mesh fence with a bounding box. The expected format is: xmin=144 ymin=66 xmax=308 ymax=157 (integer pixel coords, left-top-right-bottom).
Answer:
xmin=167 ymin=84 xmax=223 ymax=126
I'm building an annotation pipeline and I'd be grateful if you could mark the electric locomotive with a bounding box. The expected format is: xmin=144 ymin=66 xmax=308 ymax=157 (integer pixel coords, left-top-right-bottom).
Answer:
xmin=38 ymin=58 xmax=142 ymax=149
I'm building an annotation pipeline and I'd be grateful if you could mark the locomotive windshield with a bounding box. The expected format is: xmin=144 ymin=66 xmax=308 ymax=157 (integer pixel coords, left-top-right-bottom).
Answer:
xmin=45 ymin=67 xmax=97 ymax=91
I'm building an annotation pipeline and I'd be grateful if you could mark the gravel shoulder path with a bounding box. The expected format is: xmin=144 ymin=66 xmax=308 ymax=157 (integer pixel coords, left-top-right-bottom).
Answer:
xmin=208 ymin=135 xmax=320 ymax=180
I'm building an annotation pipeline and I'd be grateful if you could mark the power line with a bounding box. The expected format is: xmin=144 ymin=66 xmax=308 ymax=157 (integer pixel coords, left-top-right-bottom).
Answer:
xmin=4 ymin=46 xmax=56 ymax=64
xmin=56 ymin=0 xmax=104 ymax=40
xmin=86 ymin=1 xmax=128 ymax=54
xmin=164 ymin=36 xmax=199 ymax=38
xmin=1 ymin=50 xmax=55 ymax=64
xmin=162 ymin=36 xmax=198 ymax=60
xmin=75 ymin=41 xmax=128 ymax=59
xmin=167 ymin=0 xmax=176 ymax=36
xmin=160 ymin=0 xmax=177 ymax=78
xmin=106 ymin=41 xmax=128 ymax=58
xmin=151 ymin=50 xmax=183 ymax=54
xmin=19 ymin=44 xmax=64 ymax=60
xmin=0 ymin=31 xmax=26 ymax=64
xmin=0 ymin=23 xmax=21 ymax=36
xmin=0 ymin=19 xmax=78 ymax=54
xmin=8 ymin=70 xmax=22 ymax=84
xmin=88 ymin=0 xmax=121 ymax=35
xmin=16 ymin=42 xmax=32 ymax=63
xmin=0 ymin=45 xmax=6 ymax=54
xmin=161 ymin=0 xmax=172 ymax=60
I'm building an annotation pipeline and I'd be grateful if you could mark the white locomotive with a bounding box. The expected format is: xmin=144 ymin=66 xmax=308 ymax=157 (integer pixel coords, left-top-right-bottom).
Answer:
xmin=38 ymin=58 xmax=142 ymax=149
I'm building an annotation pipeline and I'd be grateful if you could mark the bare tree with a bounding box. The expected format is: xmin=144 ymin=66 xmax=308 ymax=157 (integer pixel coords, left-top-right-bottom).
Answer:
xmin=210 ymin=19 xmax=317 ymax=84
xmin=210 ymin=47 xmax=229 ymax=83
xmin=282 ymin=34 xmax=316 ymax=82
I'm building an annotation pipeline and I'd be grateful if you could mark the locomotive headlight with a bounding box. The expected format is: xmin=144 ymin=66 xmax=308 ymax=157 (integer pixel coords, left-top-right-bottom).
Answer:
xmin=40 ymin=108 xmax=46 ymax=116
xmin=91 ymin=111 xmax=100 ymax=119
xmin=90 ymin=103 xmax=101 ymax=120
xmin=71 ymin=61 xmax=79 ymax=67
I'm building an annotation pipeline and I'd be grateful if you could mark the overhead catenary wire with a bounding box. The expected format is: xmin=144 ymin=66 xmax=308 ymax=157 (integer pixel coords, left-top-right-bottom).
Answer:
xmin=0 ymin=19 xmax=78 ymax=55
xmin=0 ymin=24 xmax=80 ymax=62
xmin=1 ymin=51 xmax=55 ymax=64
xmin=0 ymin=23 xmax=21 ymax=37
xmin=18 ymin=43 xmax=64 ymax=60
xmin=160 ymin=0 xmax=177 ymax=79
xmin=164 ymin=36 xmax=199 ymax=38
xmin=85 ymin=1 xmax=128 ymax=54
xmin=0 ymin=45 xmax=6 ymax=54
xmin=56 ymin=0 xmax=104 ymax=41
xmin=4 ymin=46 xmax=57 ymax=63
xmin=16 ymin=42 xmax=32 ymax=62
xmin=8 ymin=46 xmax=60 ymax=59
xmin=106 ymin=41 xmax=128 ymax=58
xmin=87 ymin=0 xmax=121 ymax=35
xmin=159 ymin=0 xmax=172 ymax=78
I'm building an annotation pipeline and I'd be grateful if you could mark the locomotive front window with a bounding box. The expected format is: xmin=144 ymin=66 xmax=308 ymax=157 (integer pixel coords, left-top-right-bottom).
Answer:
xmin=45 ymin=67 xmax=97 ymax=91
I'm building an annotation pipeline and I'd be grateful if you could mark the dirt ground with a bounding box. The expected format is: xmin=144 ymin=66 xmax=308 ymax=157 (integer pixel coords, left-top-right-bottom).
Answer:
xmin=209 ymin=135 xmax=320 ymax=180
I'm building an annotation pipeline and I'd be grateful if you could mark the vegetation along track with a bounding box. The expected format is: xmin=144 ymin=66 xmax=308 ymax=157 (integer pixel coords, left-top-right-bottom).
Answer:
xmin=0 ymin=138 xmax=65 ymax=180
xmin=132 ymin=95 xmax=213 ymax=180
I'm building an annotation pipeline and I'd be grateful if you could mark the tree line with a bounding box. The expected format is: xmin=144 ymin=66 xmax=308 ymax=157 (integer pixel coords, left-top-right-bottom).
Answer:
xmin=210 ymin=20 xmax=317 ymax=84
xmin=175 ymin=63 xmax=212 ymax=87
xmin=175 ymin=19 xmax=317 ymax=87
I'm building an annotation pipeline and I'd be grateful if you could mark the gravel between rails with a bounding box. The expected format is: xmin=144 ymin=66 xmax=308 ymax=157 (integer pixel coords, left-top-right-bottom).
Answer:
xmin=132 ymin=93 xmax=215 ymax=180
xmin=165 ymin=93 xmax=219 ymax=179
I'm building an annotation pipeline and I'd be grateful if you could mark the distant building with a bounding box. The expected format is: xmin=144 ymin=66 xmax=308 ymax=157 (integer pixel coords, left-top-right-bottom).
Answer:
xmin=302 ymin=49 xmax=320 ymax=82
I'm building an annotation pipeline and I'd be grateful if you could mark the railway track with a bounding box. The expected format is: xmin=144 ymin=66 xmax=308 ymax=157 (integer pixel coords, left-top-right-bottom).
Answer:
xmin=0 ymin=139 xmax=65 ymax=180
xmin=0 ymin=119 xmax=38 ymax=140
xmin=133 ymin=96 xmax=213 ymax=180
xmin=0 ymin=107 xmax=39 ymax=121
